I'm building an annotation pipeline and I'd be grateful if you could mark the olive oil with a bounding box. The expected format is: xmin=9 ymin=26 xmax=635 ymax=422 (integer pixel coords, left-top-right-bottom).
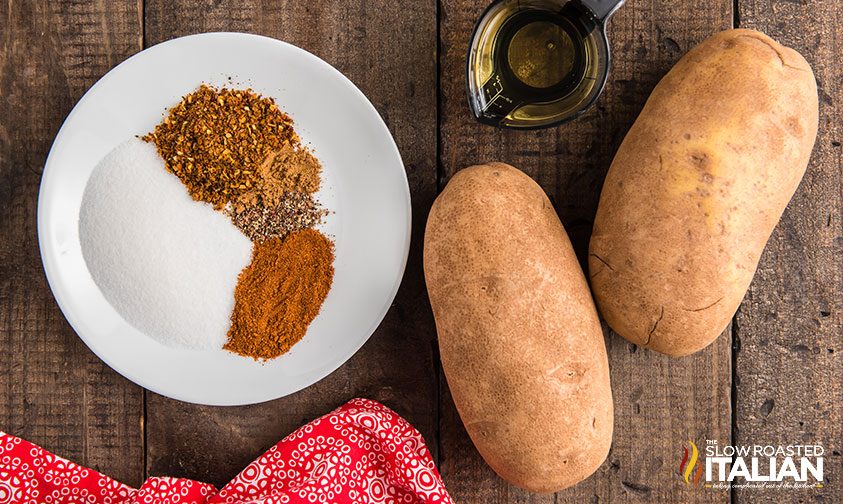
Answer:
xmin=467 ymin=0 xmax=624 ymax=129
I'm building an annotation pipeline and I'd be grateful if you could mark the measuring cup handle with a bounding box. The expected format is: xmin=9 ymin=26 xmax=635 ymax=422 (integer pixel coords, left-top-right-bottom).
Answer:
xmin=579 ymin=0 xmax=625 ymax=22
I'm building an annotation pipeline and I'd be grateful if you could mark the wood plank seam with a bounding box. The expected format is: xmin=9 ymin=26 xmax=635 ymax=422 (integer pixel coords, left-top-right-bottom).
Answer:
xmin=730 ymin=4 xmax=739 ymax=504
xmin=434 ymin=0 xmax=444 ymax=471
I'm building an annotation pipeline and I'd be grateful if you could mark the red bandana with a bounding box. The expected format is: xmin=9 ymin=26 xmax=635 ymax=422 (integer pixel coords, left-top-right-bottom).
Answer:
xmin=0 ymin=398 xmax=453 ymax=503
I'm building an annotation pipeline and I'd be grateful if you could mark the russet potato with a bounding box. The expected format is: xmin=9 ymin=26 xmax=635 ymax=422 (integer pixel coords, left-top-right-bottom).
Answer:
xmin=425 ymin=163 xmax=613 ymax=492
xmin=589 ymin=29 xmax=819 ymax=356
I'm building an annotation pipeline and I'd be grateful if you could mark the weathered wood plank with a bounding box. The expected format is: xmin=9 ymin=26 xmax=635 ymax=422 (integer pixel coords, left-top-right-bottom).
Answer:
xmin=438 ymin=0 xmax=733 ymax=501
xmin=733 ymin=1 xmax=842 ymax=502
xmin=143 ymin=0 xmax=439 ymax=488
xmin=0 ymin=0 xmax=144 ymax=487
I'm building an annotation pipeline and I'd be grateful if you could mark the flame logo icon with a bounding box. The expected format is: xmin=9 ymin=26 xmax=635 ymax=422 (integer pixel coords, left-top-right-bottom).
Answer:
xmin=678 ymin=440 xmax=703 ymax=486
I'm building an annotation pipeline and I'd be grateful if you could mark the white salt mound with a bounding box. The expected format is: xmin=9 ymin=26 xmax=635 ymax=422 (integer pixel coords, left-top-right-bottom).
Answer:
xmin=79 ymin=138 xmax=253 ymax=349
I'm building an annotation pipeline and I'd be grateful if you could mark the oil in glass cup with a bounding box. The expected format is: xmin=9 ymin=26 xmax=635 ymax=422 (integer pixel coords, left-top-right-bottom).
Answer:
xmin=467 ymin=0 xmax=625 ymax=129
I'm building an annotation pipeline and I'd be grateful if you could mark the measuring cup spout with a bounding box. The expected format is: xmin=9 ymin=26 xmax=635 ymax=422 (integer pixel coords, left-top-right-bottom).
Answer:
xmin=578 ymin=0 xmax=625 ymax=22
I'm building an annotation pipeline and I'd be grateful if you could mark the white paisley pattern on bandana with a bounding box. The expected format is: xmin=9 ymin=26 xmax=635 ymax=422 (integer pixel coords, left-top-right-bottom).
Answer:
xmin=0 ymin=398 xmax=453 ymax=504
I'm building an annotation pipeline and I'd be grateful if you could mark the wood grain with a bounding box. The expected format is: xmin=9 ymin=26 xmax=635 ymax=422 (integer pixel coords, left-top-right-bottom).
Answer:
xmin=438 ymin=0 xmax=733 ymax=501
xmin=0 ymin=0 xmax=840 ymax=500
xmin=733 ymin=1 xmax=842 ymax=502
xmin=142 ymin=0 xmax=439 ymax=488
xmin=0 ymin=0 xmax=144 ymax=487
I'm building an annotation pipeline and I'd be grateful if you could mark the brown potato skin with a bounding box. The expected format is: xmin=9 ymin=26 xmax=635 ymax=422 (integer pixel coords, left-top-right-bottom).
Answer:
xmin=424 ymin=163 xmax=613 ymax=493
xmin=589 ymin=29 xmax=819 ymax=357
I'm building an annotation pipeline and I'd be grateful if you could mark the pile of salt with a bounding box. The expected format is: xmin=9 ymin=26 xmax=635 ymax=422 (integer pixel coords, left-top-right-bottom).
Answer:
xmin=79 ymin=138 xmax=252 ymax=349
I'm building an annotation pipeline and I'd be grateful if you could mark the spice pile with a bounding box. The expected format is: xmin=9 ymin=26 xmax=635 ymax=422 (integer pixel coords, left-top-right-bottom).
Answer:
xmin=143 ymin=84 xmax=328 ymax=242
xmin=225 ymin=229 xmax=334 ymax=360
xmin=142 ymin=85 xmax=296 ymax=208
xmin=78 ymin=139 xmax=253 ymax=350
xmin=142 ymin=84 xmax=335 ymax=360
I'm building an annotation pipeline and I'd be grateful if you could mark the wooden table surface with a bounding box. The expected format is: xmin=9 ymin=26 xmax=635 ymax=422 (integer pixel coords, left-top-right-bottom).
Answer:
xmin=1 ymin=1 xmax=840 ymax=502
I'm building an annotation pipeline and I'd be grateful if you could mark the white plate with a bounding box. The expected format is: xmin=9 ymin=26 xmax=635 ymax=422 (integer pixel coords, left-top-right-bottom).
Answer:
xmin=38 ymin=33 xmax=410 ymax=406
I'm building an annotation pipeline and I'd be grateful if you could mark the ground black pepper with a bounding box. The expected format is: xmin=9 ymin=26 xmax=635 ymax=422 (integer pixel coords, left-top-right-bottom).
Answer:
xmin=228 ymin=191 xmax=328 ymax=242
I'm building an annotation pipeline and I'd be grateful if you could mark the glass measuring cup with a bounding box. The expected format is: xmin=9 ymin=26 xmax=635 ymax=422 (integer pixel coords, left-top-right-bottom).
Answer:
xmin=467 ymin=0 xmax=625 ymax=129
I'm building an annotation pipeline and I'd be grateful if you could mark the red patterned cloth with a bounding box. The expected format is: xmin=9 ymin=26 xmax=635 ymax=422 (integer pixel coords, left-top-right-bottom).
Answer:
xmin=0 ymin=398 xmax=453 ymax=504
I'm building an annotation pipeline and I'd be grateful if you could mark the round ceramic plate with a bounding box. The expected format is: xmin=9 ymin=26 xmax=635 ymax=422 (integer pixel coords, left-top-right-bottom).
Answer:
xmin=38 ymin=33 xmax=410 ymax=406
